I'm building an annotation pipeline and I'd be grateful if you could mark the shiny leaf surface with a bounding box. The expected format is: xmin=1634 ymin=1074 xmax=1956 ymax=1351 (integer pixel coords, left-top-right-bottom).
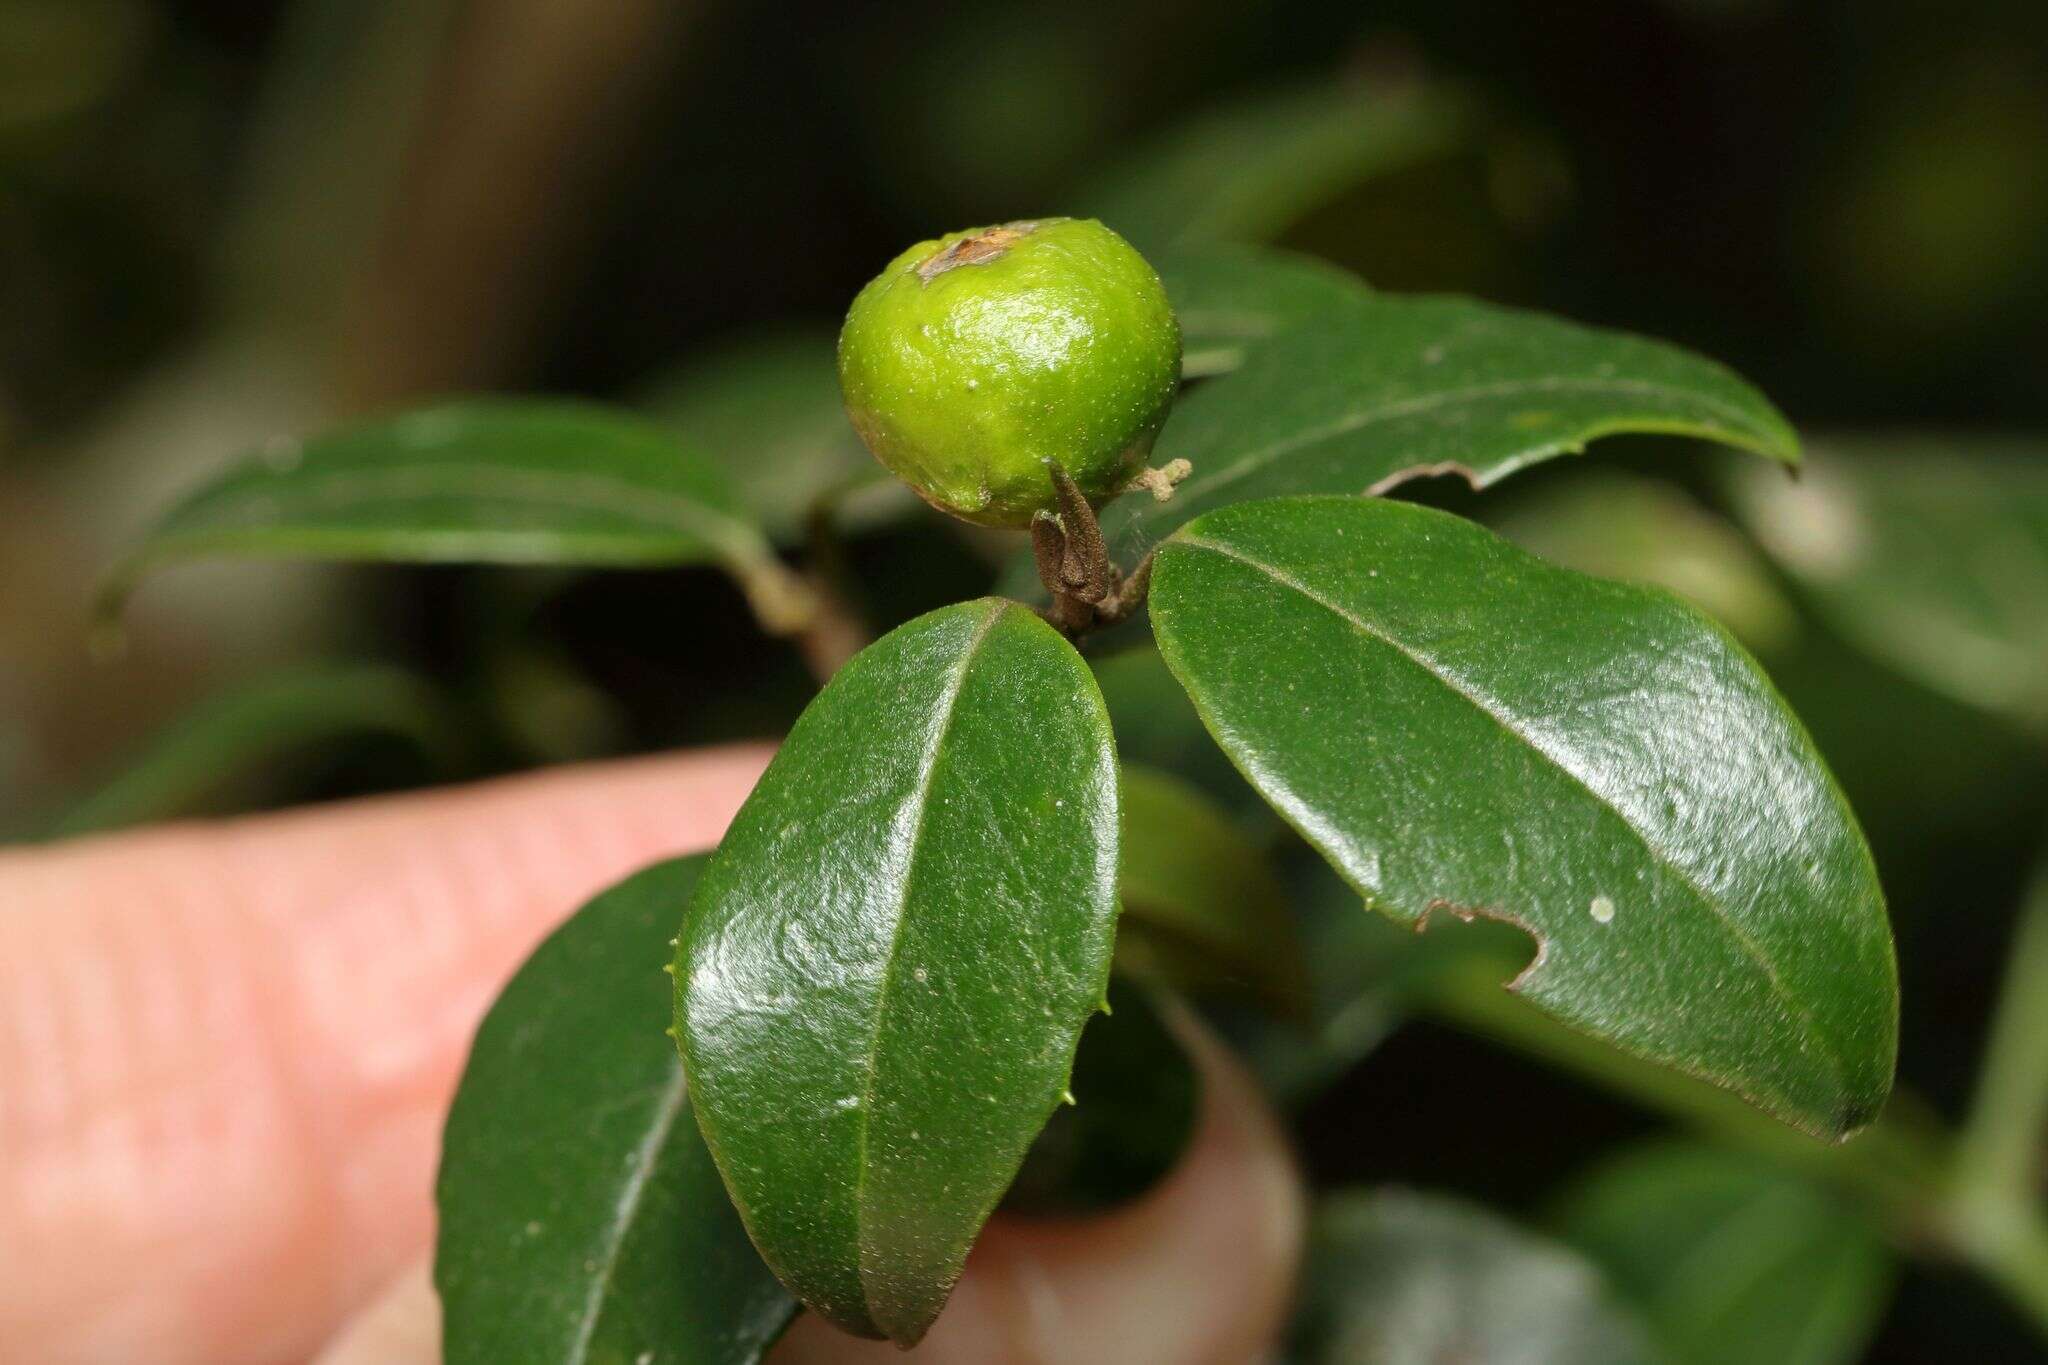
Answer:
xmin=1555 ymin=1142 xmax=1893 ymax=1365
xmin=101 ymin=397 xmax=814 ymax=633
xmin=676 ymin=599 xmax=1119 ymax=1344
xmin=1106 ymin=295 xmax=1799 ymax=559
xmin=1150 ymin=497 xmax=1896 ymax=1136
xmin=436 ymin=857 xmax=797 ymax=1365
xmin=1292 ymin=1189 xmax=1659 ymax=1364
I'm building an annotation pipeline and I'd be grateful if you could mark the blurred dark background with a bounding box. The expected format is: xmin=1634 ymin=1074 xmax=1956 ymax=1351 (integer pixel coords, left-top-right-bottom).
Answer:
xmin=4 ymin=2 xmax=2046 ymax=1360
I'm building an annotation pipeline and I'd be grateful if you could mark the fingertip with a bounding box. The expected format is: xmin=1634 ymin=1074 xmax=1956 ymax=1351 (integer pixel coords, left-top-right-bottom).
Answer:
xmin=772 ymin=1017 xmax=1304 ymax=1364
xmin=310 ymin=1262 xmax=438 ymax=1365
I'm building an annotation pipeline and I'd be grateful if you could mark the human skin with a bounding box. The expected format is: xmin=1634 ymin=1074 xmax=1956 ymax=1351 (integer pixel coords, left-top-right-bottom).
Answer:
xmin=0 ymin=747 xmax=1301 ymax=1365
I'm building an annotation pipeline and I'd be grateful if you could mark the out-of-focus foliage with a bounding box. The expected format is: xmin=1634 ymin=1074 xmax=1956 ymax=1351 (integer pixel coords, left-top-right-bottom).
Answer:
xmin=1488 ymin=471 xmax=1797 ymax=652
xmin=1726 ymin=438 xmax=2048 ymax=736
xmin=1291 ymin=1189 xmax=1660 ymax=1364
xmin=1076 ymin=76 xmax=1474 ymax=253
xmin=9 ymin=2 xmax=2048 ymax=1358
xmin=39 ymin=662 xmax=455 ymax=838
xmin=1554 ymin=1142 xmax=1893 ymax=1365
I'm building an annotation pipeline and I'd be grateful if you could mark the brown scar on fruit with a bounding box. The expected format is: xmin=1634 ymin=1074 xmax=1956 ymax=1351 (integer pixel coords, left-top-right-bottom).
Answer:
xmin=1415 ymin=898 xmax=1549 ymax=991
xmin=917 ymin=221 xmax=1040 ymax=283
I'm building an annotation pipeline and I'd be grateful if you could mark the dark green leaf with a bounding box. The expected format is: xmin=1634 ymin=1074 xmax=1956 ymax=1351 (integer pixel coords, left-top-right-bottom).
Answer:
xmin=1002 ymin=979 xmax=1199 ymax=1216
xmin=676 ymin=599 xmax=1119 ymax=1345
xmin=100 ymin=398 xmax=815 ymax=634
xmin=45 ymin=663 xmax=455 ymax=837
xmin=1554 ymin=1142 xmax=1893 ymax=1365
xmin=1150 ymin=497 xmax=1896 ymax=1137
xmin=1292 ymin=1189 xmax=1660 ymax=1364
xmin=436 ymin=856 xmax=797 ymax=1365
xmin=1157 ymin=244 xmax=1371 ymax=379
xmin=1725 ymin=437 xmax=2048 ymax=734
xmin=638 ymin=329 xmax=910 ymax=543
xmin=1106 ymin=295 xmax=1799 ymax=559
xmin=1076 ymin=77 xmax=1473 ymax=253
xmin=1116 ymin=764 xmax=1309 ymax=1018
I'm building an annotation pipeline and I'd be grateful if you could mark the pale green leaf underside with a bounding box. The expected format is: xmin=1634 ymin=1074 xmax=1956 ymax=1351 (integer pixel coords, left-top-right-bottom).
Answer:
xmin=1150 ymin=497 xmax=1895 ymax=1137
xmin=678 ymin=599 xmax=1119 ymax=1344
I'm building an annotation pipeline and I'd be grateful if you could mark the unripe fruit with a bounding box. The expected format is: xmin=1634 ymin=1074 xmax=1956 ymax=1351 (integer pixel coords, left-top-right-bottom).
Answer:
xmin=837 ymin=218 xmax=1182 ymax=528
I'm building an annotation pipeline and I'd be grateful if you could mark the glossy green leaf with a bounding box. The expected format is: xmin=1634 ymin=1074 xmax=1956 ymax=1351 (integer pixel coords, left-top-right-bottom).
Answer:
xmin=1725 ymin=437 xmax=2048 ymax=734
xmin=638 ymin=329 xmax=910 ymax=543
xmin=1077 ymin=77 xmax=1473 ymax=253
xmin=1150 ymin=497 xmax=1896 ymax=1137
xmin=1002 ymin=979 xmax=1199 ymax=1216
xmin=1116 ymin=764 xmax=1309 ymax=1017
xmin=1489 ymin=472 xmax=1798 ymax=653
xmin=1157 ymin=244 xmax=1371 ymax=379
xmin=1292 ymin=1189 xmax=1659 ymax=1364
xmin=1554 ymin=1142 xmax=1893 ymax=1365
xmin=1105 ymin=295 xmax=1799 ymax=559
xmin=436 ymin=856 xmax=797 ymax=1365
xmin=676 ymin=598 xmax=1119 ymax=1345
xmin=100 ymin=397 xmax=815 ymax=634
xmin=45 ymin=663 xmax=455 ymax=837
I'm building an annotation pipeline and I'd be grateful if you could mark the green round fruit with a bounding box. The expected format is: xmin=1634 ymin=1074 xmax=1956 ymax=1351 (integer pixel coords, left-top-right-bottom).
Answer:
xmin=837 ymin=217 xmax=1182 ymax=528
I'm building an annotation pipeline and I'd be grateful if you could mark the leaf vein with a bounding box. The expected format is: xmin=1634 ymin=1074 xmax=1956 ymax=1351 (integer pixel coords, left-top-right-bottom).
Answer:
xmin=1171 ymin=533 xmax=1848 ymax=1095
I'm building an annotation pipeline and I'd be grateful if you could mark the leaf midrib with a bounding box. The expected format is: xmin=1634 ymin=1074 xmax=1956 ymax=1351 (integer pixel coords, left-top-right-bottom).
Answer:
xmin=848 ymin=600 xmax=1008 ymax=1325
xmin=1168 ymin=532 xmax=1848 ymax=1098
xmin=564 ymin=1065 xmax=690 ymax=1365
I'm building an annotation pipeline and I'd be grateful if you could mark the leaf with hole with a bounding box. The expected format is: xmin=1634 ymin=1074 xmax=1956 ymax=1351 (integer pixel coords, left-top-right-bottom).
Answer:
xmin=1553 ymin=1142 xmax=1893 ymax=1365
xmin=435 ymin=856 xmax=797 ymax=1365
xmin=1149 ymin=496 xmax=1896 ymax=1137
xmin=99 ymin=397 xmax=814 ymax=635
xmin=675 ymin=598 xmax=1119 ymax=1344
xmin=1105 ymin=294 xmax=1799 ymax=560
xmin=1291 ymin=1189 xmax=1659 ymax=1364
